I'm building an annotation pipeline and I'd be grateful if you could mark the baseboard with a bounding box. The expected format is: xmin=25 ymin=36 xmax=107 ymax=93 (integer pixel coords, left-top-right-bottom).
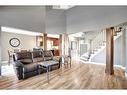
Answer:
xmin=114 ymin=65 xmax=126 ymax=70
xmin=80 ymin=60 xmax=126 ymax=70
xmin=1 ymin=61 xmax=8 ymax=66
xmin=80 ymin=59 xmax=106 ymax=66
xmin=2 ymin=61 xmax=8 ymax=63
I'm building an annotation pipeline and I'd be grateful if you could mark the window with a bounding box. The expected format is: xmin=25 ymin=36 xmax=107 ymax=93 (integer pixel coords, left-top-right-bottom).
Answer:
xmin=47 ymin=40 xmax=53 ymax=50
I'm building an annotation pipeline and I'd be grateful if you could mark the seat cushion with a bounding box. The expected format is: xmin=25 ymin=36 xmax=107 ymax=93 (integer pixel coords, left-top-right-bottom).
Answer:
xmin=33 ymin=57 xmax=44 ymax=62
xmin=23 ymin=63 xmax=38 ymax=73
xmin=19 ymin=59 xmax=33 ymax=64
xmin=44 ymin=57 xmax=53 ymax=61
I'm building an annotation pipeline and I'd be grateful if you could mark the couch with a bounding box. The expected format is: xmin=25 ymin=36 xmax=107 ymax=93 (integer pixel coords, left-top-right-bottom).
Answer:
xmin=13 ymin=50 xmax=60 ymax=80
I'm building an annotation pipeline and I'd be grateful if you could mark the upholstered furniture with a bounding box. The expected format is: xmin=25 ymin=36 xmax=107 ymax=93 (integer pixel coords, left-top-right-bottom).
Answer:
xmin=13 ymin=50 xmax=60 ymax=80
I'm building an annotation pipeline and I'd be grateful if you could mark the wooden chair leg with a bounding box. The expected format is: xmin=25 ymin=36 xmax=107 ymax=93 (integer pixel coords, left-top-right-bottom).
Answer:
xmin=8 ymin=57 xmax=10 ymax=65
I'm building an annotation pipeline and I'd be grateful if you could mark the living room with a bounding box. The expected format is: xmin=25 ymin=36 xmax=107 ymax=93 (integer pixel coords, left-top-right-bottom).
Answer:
xmin=0 ymin=5 xmax=127 ymax=91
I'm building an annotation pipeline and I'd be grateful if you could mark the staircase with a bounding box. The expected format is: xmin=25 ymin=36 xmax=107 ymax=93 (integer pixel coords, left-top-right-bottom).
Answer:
xmin=80 ymin=26 xmax=124 ymax=62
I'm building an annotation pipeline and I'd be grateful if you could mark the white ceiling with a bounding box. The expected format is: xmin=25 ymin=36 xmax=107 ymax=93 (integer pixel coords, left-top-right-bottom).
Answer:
xmin=0 ymin=6 xmax=127 ymax=35
xmin=66 ymin=6 xmax=127 ymax=34
xmin=0 ymin=6 xmax=46 ymax=33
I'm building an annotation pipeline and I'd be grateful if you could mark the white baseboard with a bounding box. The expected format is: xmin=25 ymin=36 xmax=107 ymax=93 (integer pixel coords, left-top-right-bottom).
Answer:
xmin=79 ymin=59 xmax=105 ymax=66
xmin=1 ymin=61 xmax=8 ymax=66
xmin=114 ymin=65 xmax=126 ymax=70
xmin=2 ymin=61 xmax=8 ymax=63
xmin=80 ymin=59 xmax=126 ymax=70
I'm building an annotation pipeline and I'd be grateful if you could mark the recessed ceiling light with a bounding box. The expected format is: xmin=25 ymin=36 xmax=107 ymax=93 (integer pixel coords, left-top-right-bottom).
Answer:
xmin=1 ymin=26 xmax=42 ymax=36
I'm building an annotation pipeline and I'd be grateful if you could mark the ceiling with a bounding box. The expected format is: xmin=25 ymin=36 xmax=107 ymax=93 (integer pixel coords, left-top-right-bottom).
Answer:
xmin=0 ymin=6 xmax=127 ymax=35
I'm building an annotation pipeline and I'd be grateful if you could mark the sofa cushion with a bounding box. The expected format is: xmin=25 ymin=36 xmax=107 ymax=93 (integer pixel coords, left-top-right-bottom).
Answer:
xmin=16 ymin=52 xmax=32 ymax=60
xmin=19 ymin=59 xmax=33 ymax=64
xmin=44 ymin=50 xmax=53 ymax=57
xmin=44 ymin=57 xmax=53 ymax=61
xmin=24 ymin=63 xmax=38 ymax=73
xmin=32 ymin=51 xmax=43 ymax=58
xmin=33 ymin=57 xmax=44 ymax=62
xmin=43 ymin=50 xmax=53 ymax=61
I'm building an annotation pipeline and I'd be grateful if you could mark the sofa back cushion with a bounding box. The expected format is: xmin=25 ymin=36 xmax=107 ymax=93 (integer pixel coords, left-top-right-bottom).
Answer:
xmin=32 ymin=51 xmax=44 ymax=62
xmin=44 ymin=50 xmax=53 ymax=61
xmin=32 ymin=51 xmax=43 ymax=58
xmin=33 ymin=48 xmax=43 ymax=52
xmin=15 ymin=52 xmax=33 ymax=64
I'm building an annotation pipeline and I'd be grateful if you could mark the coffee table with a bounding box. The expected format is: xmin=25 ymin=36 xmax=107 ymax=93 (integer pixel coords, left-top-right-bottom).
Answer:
xmin=38 ymin=61 xmax=59 ymax=83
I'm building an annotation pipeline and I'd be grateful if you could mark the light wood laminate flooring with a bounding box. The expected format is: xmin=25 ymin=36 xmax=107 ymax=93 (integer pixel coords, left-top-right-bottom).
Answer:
xmin=0 ymin=60 xmax=127 ymax=89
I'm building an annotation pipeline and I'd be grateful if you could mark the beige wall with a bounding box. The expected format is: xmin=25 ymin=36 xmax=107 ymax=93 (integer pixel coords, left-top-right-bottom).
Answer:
xmin=1 ymin=32 xmax=36 ymax=61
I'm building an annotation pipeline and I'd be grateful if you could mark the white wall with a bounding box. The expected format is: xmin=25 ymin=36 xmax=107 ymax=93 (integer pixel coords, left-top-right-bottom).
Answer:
xmin=66 ymin=6 xmax=127 ymax=34
xmin=1 ymin=32 xmax=36 ymax=61
xmin=91 ymin=35 xmax=125 ymax=67
xmin=80 ymin=44 xmax=87 ymax=56
xmin=91 ymin=48 xmax=106 ymax=63
xmin=0 ymin=30 xmax=1 ymax=75
xmin=125 ymin=27 xmax=127 ymax=74
xmin=46 ymin=7 xmax=66 ymax=34
xmin=0 ymin=6 xmax=66 ymax=35
xmin=0 ymin=6 xmax=46 ymax=33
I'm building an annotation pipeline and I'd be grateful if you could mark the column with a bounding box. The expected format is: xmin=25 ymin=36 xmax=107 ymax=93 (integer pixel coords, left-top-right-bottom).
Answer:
xmin=43 ymin=33 xmax=47 ymax=50
xmin=59 ymin=34 xmax=62 ymax=56
xmin=64 ymin=33 xmax=69 ymax=56
xmin=105 ymin=27 xmax=114 ymax=75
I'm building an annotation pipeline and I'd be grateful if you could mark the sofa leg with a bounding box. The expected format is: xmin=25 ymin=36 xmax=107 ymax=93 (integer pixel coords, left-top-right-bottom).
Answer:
xmin=22 ymin=68 xmax=25 ymax=79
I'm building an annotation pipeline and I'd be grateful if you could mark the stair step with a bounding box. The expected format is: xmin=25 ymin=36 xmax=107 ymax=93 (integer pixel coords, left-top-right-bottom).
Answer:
xmin=80 ymin=57 xmax=89 ymax=61
xmin=82 ymin=55 xmax=89 ymax=59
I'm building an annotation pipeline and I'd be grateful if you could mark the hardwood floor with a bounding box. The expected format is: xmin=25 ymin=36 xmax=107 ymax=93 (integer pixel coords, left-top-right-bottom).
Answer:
xmin=0 ymin=60 xmax=127 ymax=89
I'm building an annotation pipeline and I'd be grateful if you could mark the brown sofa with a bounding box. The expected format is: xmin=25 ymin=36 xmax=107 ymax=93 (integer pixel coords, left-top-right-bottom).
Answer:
xmin=13 ymin=50 xmax=60 ymax=80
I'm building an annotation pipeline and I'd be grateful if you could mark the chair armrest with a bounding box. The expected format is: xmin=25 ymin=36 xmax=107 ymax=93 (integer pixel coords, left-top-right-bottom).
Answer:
xmin=13 ymin=61 xmax=24 ymax=67
xmin=13 ymin=61 xmax=24 ymax=80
